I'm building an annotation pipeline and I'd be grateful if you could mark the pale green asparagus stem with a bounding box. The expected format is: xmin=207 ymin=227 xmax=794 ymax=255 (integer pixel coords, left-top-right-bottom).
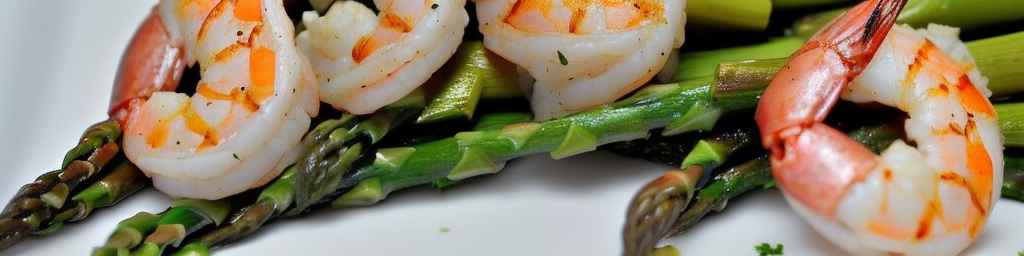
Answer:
xmin=792 ymin=0 xmax=1024 ymax=37
xmin=687 ymin=0 xmax=773 ymax=31
xmin=418 ymin=41 xmax=521 ymax=124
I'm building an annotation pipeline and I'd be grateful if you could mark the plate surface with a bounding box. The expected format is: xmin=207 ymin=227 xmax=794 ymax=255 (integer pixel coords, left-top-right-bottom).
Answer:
xmin=1 ymin=2 xmax=1021 ymax=255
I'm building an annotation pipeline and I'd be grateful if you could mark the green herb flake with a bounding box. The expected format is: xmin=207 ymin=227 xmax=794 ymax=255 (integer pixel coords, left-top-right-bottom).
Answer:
xmin=232 ymin=153 xmax=240 ymax=160
xmin=755 ymin=242 xmax=783 ymax=256
xmin=431 ymin=3 xmax=439 ymax=9
xmin=557 ymin=50 xmax=568 ymax=66
xmin=1018 ymin=250 xmax=1023 ymax=256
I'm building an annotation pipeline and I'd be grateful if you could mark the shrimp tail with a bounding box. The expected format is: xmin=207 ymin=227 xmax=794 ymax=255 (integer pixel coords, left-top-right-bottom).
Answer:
xmin=754 ymin=0 xmax=907 ymax=216
xmin=108 ymin=8 xmax=185 ymax=124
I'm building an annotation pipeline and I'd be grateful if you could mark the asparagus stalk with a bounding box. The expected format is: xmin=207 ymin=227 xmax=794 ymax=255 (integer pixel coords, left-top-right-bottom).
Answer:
xmin=94 ymin=199 xmax=232 ymax=256
xmin=687 ymin=0 xmax=773 ymax=31
xmin=1005 ymin=154 xmax=1024 ymax=202
xmin=792 ymin=0 xmax=1024 ymax=38
xmin=169 ymin=93 xmax=426 ymax=255
xmin=418 ymin=41 xmax=521 ymax=124
xmin=39 ymin=159 xmax=149 ymax=234
xmin=898 ymin=0 xmax=1024 ymax=29
xmin=967 ymin=31 xmax=1024 ymax=97
xmin=623 ymin=129 xmax=756 ymax=256
xmin=292 ymin=89 xmax=425 ymax=214
xmin=329 ymin=75 xmax=749 ymax=207
xmin=998 ymin=103 xmax=1024 ymax=147
xmin=622 ymin=123 xmax=902 ymax=255
xmin=698 ymin=31 xmax=1024 ymax=112
xmin=772 ymin=0 xmax=852 ymax=9
xmin=672 ymin=37 xmax=803 ymax=82
xmin=0 ymin=119 xmax=122 ymax=249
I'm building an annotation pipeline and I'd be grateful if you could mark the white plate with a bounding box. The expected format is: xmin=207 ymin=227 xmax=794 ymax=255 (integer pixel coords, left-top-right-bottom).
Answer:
xmin=1 ymin=2 xmax=1021 ymax=255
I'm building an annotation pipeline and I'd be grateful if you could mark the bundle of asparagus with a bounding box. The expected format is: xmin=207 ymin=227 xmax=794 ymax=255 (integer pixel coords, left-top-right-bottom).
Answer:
xmin=0 ymin=120 xmax=147 ymax=249
xmin=3 ymin=0 xmax=1023 ymax=254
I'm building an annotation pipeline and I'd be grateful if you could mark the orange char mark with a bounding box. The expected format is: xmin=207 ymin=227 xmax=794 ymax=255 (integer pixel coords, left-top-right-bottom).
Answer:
xmin=506 ymin=0 xmax=663 ymax=33
xmin=233 ymin=0 xmax=262 ymax=22
xmin=352 ymin=11 xmax=415 ymax=63
xmin=603 ymin=0 xmax=662 ymax=30
xmin=144 ymin=101 xmax=220 ymax=150
xmin=956 ymin=75 xmax=996 ymax=117
xmin=197 ymin=83 xmax=260 ymax=112
xmin=248 ymin=47 xmax=276 ymax=104
xmin=505 ymin=0 xmax=556 ymax=32
xmin=197 ymin=0 xmax=230 ymax=43
xmin=182 ymin=104 xmax=220 ymax=150
xmin=146 ymin=117 xmax=172 ymax=148
xmin=963 ymin=120 xmax=994 ymax=212
xmin=913 ymin=40 xmax=995 ymax=117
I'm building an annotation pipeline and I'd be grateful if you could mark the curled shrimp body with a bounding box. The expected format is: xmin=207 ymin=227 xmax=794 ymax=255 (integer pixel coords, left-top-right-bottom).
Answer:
xmin=298 ymin=0 xmax=469 ymax=114
xmin=755 ymin=0 xmax=1002 ymax=255
xmin=122 ymin=0 xmax=319 ymax=200
xmin=476 ymin=0 xmax=685 ymax=120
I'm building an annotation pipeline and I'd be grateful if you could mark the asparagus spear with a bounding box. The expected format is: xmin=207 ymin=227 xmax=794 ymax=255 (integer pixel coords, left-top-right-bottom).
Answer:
xmin=0 ymin=119 xmax=122 ymax=249
xmin=772 ymin=0 xmax=852 ymax=9
xmin=622 ymin=123 xmax=902 ymax=255
xmin=687 ymin=0 xmax=773 ymax=31
xmin=39 ymin=159 xmax=149 ymax=234
xmin=417 ymin=41 xmax=521 ymax=124
xmin=163 ymin=92 xmax=425 ymax=255
xmin=292 ymin=90 xmax=425 ymax=214
xmin=671 ymin=37 xmax=803 ymax=82
xmin=791 ymin=0 xmax=1024 ymax=37
xmin=329 ymin=74 xmax=755 ymax=207
xmin=94 ymin=199 xmax=232 ymax=256
xmin=691 ymin=31 xmax=1024 ymax=121
xmin=623 ymin=129 xmax=756 ymax=256
xmin=1005 ymin=154 xmax=1024 ymax=202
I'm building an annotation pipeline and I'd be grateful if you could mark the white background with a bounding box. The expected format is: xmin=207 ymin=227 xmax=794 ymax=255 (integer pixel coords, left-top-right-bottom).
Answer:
xmin=1 ymin=1 xmax=1021 ymax=255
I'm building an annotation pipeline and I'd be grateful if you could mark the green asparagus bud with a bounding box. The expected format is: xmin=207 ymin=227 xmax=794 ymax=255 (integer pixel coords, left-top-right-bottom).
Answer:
xmin=623 ymin=128 xmax=755 ymax=256
xmin=94 ymin=212 xmax=161 ymax=256
xmin=0 ymin=119 xmax=122 ymax=249
xmin=172 ymin=92 xmax=426 ymax=255
xmin=291 ymin=89 xmax=425 ymax=214
xmin=39 ymin=159 xmax=148 ymax=234
xmin=94 ymin=199 xmax=231 ymax=256
xmin=130 ymin=199 xmax=231 ymax=256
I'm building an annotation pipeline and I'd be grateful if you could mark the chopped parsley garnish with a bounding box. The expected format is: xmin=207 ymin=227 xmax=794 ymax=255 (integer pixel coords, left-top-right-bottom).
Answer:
xmin=232 ymin=153 xmax=240 ymax=160
xmin=557 ymin=50 xmax=568 ymax=65
xmin=755 ymin=242 xmax=784 ymax=256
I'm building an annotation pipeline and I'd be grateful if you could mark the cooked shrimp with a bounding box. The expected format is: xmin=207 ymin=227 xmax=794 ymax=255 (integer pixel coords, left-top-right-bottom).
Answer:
xmin=122 ymin=0 xmax=319 ymax=200
xmin=475 ymin=0 xmax=686 ymax=120
xmin=755 ymin=0 xmax=1003 ymax=255
xmin=297 ymin=0 xmax=469 ymax=114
